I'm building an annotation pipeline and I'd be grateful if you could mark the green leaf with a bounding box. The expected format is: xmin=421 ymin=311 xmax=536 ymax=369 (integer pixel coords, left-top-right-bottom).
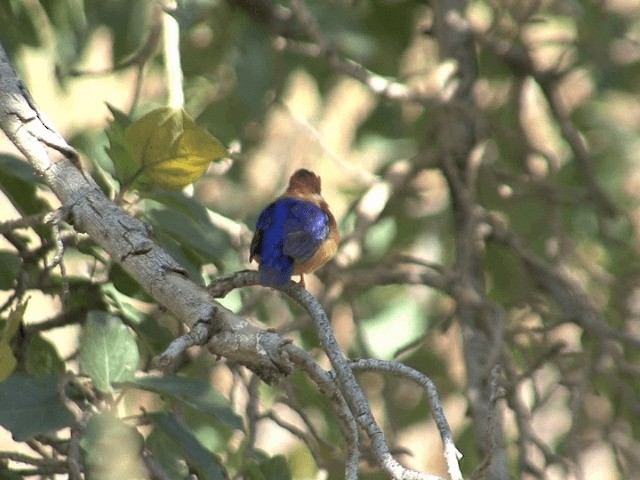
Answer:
xmin=0 ymin=301 xmax=28 ymax=381
xmin=80 ymin=411 xmax=146 ymax=480
xmin=242 ymin=454 xmax=292 ymax=480
xmin=79 ymin=311 xmax=140 ymax=393
xmin=0 ymin=343 xmax=17 ymax=383
xmin=25 ymin=334 xmax=65 ymax=377
xmin=142 ymin=190 xmax=211 ymax=223
xmin=148 ymin=411 xmax=228 ymax=480
xmin=0 ymin=374 xmax=75 ymax=441
xmin=107 ymin=262 xmax=148 ymax=299
xmin=101 ymin=283 xmax=173 ymax=355
xmin=104 ymin=103 xmax=138 ymax=189
xmin=142 ymin=201 xmax=227 ymax=262
xmin=130 ymin=375 xmax=243 ymax=430
xmin=145 ymin=428 xmax=191 ymax=479
xmin=0 ymin=251 xmax=21 ymax=290
xmin=256 ymin=455 xmax=292 ymax=480
xmin=126 ymin=107 xmax=227 ymax=190
xmin=0 ymin=155 xmax=49 ymax=217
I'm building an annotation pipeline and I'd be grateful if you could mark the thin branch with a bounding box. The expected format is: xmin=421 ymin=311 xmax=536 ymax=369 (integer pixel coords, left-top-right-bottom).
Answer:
xmin=350 ymin=359 xmax=464 ymax=480
xmin=230 ymin=0 xmax=434 ymax=105
xmin=260 ymin=410 xmax=327 ymax=469
xmin=207 ymin=270 xmax=451 ymax=479
xmin=281 ymin=281 xmax=447 ymax=480
xmin=284 ymin=344 xmax=360 ymax=480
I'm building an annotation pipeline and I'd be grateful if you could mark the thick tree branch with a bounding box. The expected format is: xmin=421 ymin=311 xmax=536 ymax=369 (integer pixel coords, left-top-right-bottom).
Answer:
xmin=0 ymin=42 xmax=291 ymax=385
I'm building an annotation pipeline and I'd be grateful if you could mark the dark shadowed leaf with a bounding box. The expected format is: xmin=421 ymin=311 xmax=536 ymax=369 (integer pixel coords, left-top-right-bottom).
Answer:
xmin=148 ymin=411 xmax=228 ymax=480
xmin=0 ymin=155 xmax=48 ymax=216
xmin=142 ymin=201 xmax=226 ymax=262
xmin=26 ymin=334 xmax=65 ymax=377
xmin=0 ymin=251 xmax=20 ymax=291
xmin=101 ymin=283 xmax=173 ymax=355
xmin=0 ymin=374 xmax=75 ymax=441
xmin=145 ymin=427 xmax=191 ymax=479
xmin=130 ymin=375 xmax=243 ymax=430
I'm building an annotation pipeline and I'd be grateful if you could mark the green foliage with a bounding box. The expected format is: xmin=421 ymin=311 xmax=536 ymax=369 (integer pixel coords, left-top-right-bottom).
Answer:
xmin=101 ymin=283 xmax=173 ymax=355
xmin=79 ymin=312 xmax=140 ymax=393
xmin=148 ymin=411 xmax=228 ymax=480
xmin=0 ymin=252 xmax=20 ymax=291
xmin=243 ymin=454 xmax=292 ymax=480
xmin=0 ymin=301 xmax=27 ymax=381
xmin=129 ymin=375 xmax=243 ymax=430
xmin=0 ymin=375 xmax=75 ymax=441
xmin=104 ymin=103 xmax=137 ymax=190
xmin=0 ymin=154 xmax=49 ymax=216
xmin=25 ymin=333 xmax=65 ymax=377
xmin=80 ymin=411 xmax=146 ymax=480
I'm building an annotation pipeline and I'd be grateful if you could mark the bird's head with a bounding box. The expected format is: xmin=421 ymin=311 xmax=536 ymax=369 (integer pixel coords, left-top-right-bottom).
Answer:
xmin=287 ymin=169 xmax=322 ymax=195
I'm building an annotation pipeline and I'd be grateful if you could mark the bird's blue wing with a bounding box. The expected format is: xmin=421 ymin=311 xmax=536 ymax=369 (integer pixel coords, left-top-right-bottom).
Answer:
xmin=282 ymin=199 xmax=329 ymax=261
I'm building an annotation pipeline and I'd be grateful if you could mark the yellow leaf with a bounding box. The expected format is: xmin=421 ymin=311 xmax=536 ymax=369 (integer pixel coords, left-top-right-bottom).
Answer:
xmin=0 ymin=342 xmax=17 ymax=381
xmin=125 ymin=107 xmax=227 ymax=190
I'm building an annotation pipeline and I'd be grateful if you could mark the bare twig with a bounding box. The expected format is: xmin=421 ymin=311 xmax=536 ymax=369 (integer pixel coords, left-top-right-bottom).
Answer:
xmin=282 ymin=281 xmax=447 ymax=480
xmin=350 ymin=359 xmax=464 ymax=480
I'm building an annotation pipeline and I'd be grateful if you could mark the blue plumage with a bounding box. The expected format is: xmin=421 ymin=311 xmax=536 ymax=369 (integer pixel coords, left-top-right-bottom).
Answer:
xmin=252 ymin=197 xmax=329 ymax=287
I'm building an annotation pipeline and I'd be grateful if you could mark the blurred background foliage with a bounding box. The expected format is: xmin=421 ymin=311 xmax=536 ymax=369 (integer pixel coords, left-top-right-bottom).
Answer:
xmin=0 ymin=0 xmax=639 ymax=478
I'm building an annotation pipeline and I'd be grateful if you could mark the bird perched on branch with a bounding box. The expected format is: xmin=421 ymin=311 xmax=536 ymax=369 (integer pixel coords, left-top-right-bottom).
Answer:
xmin=250 ymin=169 xmax=339 ymax=288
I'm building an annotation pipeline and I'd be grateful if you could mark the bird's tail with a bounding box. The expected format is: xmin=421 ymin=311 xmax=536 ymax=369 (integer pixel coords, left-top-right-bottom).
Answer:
xmin=259 ymin=259 xmax=293 ymax=287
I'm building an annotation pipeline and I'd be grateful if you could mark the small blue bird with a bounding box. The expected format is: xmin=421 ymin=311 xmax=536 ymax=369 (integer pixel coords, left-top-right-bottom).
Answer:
xmin=250 ymin=169 xmax=339 ymax=287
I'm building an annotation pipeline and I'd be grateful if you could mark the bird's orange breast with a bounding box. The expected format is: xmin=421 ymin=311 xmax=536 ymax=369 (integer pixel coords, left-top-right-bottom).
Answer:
xmin=293 ymin=228 xmax=339 ymax=275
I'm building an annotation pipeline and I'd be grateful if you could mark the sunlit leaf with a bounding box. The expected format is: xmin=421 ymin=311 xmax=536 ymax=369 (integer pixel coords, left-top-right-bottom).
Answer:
xmin=126 ymin=107 xmax=227 ymax=190
xmin=1 ymin=299 xmax=27 ymax=343
xmin=79 ymin=311 xmax=140 ymax=393
xmin=0 ymin=343 xmax=17 ymax=383
xmin=80 ymin=411 xmax=146 ymax=480
xmin=0 ymin=300 xmax=29 ymax=381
